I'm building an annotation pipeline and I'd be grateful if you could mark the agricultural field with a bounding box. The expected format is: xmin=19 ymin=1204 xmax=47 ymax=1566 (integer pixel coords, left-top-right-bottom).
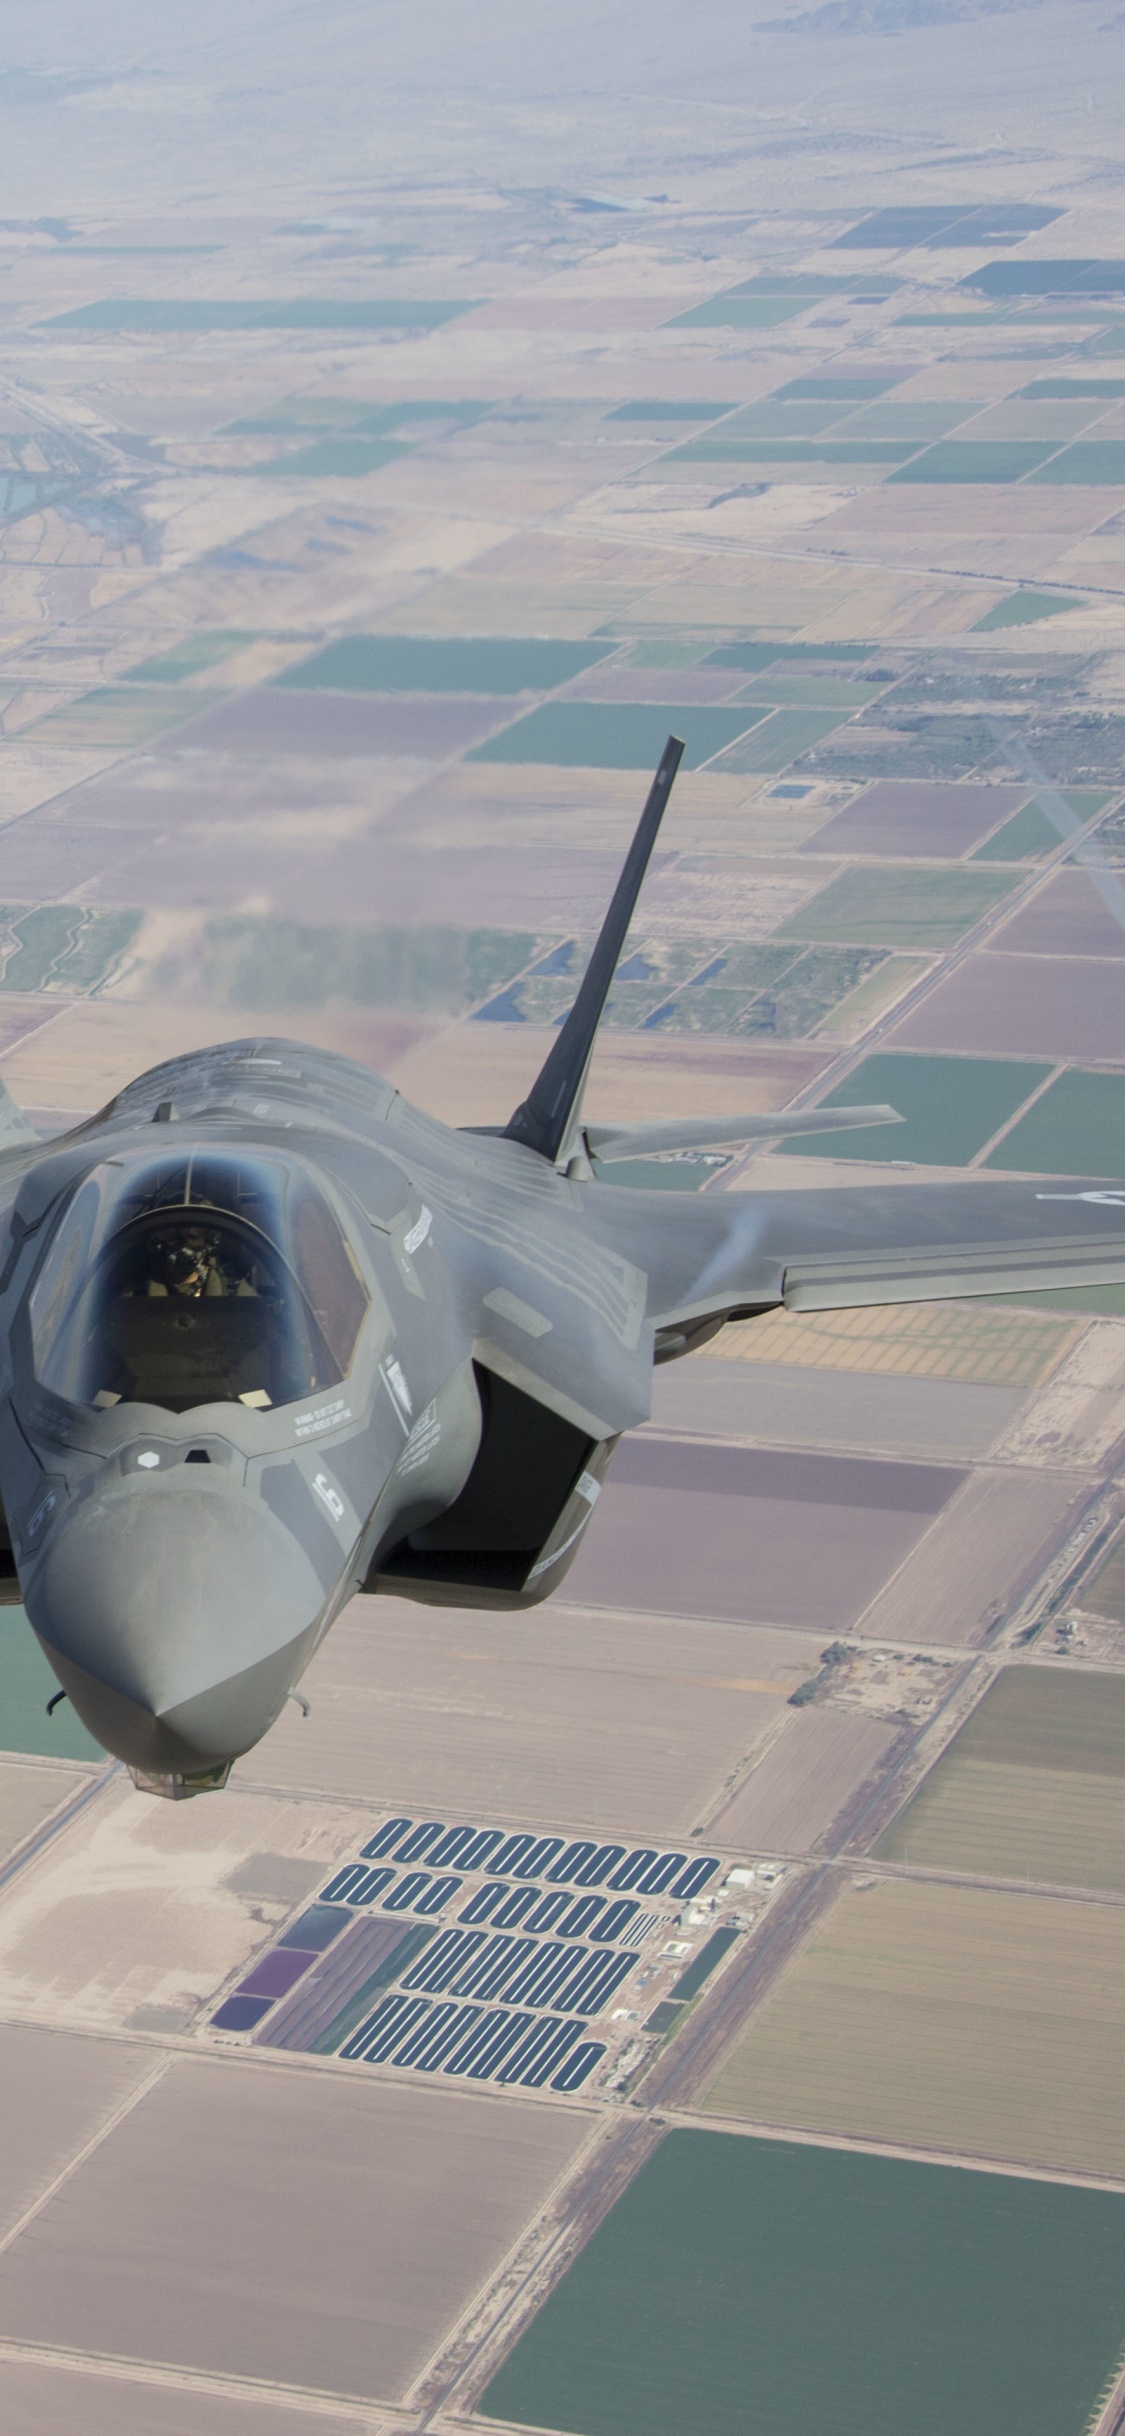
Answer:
xmin=274 ymin=634 xmax=613 ymax=693
xmin=705 ymin=1876 xmax=1125 ymax=2177
xmin=876 ymin=1667 xmax=1125 ymax=1888
xmin=985 ymin=1068 xmax=1125 ymax=1176
xmin=466 ymin=702 xmax=766 ymax=770
xmin=481 ymin=2127 xmax=1125 ymax=2436
xmin=1079 ymin=1525 xmax=1125 ymax=1623
xmin=237 ymin=1593 xmax=808 ymax=1827
xmin=777 ymin=867 xmax=1018 ymax=951
xmin=706 ymin=1299 xmax=1079 ymax=1386
xmin=784 ymin=1049 xmax=1050 ymax=1164
xmin=21 ymin=688 xmax=218 ymax=748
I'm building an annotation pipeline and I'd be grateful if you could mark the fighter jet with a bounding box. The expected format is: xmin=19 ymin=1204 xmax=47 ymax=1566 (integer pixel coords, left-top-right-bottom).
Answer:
xmin=3 ymin=737 xmax=1124 ymax=1797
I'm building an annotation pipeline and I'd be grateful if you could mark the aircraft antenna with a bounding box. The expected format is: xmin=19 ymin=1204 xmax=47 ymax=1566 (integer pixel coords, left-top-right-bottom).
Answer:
xmin=503 ymin=734 xmax=685 ymax=1163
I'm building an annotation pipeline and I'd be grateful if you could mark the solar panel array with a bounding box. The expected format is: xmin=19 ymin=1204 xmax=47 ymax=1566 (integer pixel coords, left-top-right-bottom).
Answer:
xmin=209 ymin=1814 xmax=722 ymax=2096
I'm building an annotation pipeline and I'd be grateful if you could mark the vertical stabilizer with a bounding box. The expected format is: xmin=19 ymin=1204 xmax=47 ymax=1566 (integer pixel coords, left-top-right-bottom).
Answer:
xmin=503 ymin=735 xmax=685 ymax=1163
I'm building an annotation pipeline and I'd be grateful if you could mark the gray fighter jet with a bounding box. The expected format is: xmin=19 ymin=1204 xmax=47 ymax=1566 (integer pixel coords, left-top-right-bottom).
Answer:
xmin=3 ymin=737 xmax=1124 ymax=1796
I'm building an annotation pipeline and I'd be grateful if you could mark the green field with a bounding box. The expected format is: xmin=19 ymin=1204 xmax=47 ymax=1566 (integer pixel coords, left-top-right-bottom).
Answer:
xmin=711 ymin=707 xmax=845 ymax=771
xmin=776 ymin=375 xmax=898 ymax=399
xmin=709 ymin=401 xmax=846 ymax=437
xmin=703 ymin=640 xmax=876 ymax=670
xmin=888 ymin=441 xmax=1058 ymax=482
xmin=1077 ymin=324 xmax=1125 ymax=354
xmin=481 ymin=2127 xmax=1125 ymax=2436
xmin=732 ymin=275 xmax=899 ymax=298
xmin=779 ymin=865 xmax=1017 ymax=950
xmin=1030 ymin=441 xmax=1125 ymax=482
xmin=125 ymin=631 xmax=260 ymax=683
xmin=603 ymin=399 xmax=731 ymax=421
xmin=0 ymin=1609 xmax=104 ymax=1761
xmin=735 ymin=675 xmax=887 ymax=708
xmin=665 ymin=439 xmax=912 ymax=465
xmin=966 ymin=257 xmax=1125 ymax=296
xmin=784 ymin=1050 xmax=1048 ymax=1165
xmin=225 ymin=397 xmax=485 ymax=436
xmin=276 ymin=635 xmax=612 ymax=694
xmin=971 ymin=591 xmax=1079 ymax=631
xmin=830 ymin=400 xmax=975 ymax=438
xmin=972 ymin=789 xmax=1105 ymax=860
xmin=878 ymin=1667 xmax=1125 ymax=1891
xmin=25 ymin=686 xmax=217 ymax=747
xmin=258 ymin=438 xmax=411 ymax=477
xmin=985 ymin=1068 xmax=1125 ymax=1178
xmin=45 ymin=297 xmax=475 ymax=332
xmin=0 ymin=905 xmax=140 ymax=995
xmin=466 ymin=701 xmax=766 ymax=770
xmin=1021 ymin=378 xmax=1125 ymax=397
xmin=1081 ymin=1527 xmax=1125 ymax=1622
xmin=971 ymin=800 xmax=1062 ymax=859
xmin=666 ymin=294 xmax=811 ymax=328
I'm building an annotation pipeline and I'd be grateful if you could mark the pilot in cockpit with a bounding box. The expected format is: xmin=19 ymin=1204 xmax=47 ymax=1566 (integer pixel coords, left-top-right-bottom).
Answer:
xmin=135 ymin=1222 xmax=259 ymax=1302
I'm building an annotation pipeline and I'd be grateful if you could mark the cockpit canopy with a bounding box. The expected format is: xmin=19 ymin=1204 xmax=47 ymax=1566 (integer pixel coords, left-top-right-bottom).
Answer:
xmin=30 ymin=1149 xmax=369 ymax=1416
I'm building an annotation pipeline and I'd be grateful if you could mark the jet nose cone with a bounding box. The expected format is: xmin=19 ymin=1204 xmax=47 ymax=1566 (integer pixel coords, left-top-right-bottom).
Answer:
xmin=24 ymin=1472 xmax=326 ymax=1776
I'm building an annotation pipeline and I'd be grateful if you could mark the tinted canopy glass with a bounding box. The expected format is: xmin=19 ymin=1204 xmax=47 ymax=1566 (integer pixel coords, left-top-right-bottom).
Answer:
xmin=30 ymin=1149 xmax=369 ymax=1415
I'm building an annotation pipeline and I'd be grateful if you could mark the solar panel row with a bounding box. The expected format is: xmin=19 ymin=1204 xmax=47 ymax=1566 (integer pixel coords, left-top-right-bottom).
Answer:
xmin=317 ymin=1860 xmax=659 ymax=1945
xmin=457 ymin=1881 xmax=642 ymax=1940
xmin=340 ymin=1990 xmax=605 ymax=2090
xmin=318 ymin=1862 xmax=464 ymax=1913
xmin=358 ymin=1816 xmax=719 ymax=1900
xmin=401 ymin=1925 xmax=636 ymax=2016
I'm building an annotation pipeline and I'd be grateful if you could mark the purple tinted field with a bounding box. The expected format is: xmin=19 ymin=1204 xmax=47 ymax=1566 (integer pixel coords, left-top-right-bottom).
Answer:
xmin=807 ymin=781 xmax=1026 ymax=860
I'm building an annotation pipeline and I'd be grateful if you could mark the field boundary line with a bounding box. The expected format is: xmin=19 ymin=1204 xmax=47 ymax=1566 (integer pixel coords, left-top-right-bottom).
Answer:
xmin=414 ymin=2115 xmax=665 ymax=2428
xmin=0 ymin=2049 xmax=171 ymax=2267
xmin=662 ymin=2107 xmax=1125 ymax=2192
xmin=1087 ymin=2338 xmax=1125 ymax=2436
xmin=0 ymin=2335 xmax=407 ymax=2426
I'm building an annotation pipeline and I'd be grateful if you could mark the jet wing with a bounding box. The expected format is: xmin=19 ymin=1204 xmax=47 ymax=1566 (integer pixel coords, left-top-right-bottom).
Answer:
xmin=583 ymin=1174 xmax=1125 ymax=1333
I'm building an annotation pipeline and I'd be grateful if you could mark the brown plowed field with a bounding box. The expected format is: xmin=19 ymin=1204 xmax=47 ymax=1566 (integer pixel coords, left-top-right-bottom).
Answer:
xmin=711 ymin=1707 xmax=900 ymax=1853
xmin=705 ymin=1875 xmax=1125 ymax=2177
xmin=855 ymin=1467 xmax=1087 ymax=1645
xmin=879 ymin=1664 xmax=1125 ymax=1889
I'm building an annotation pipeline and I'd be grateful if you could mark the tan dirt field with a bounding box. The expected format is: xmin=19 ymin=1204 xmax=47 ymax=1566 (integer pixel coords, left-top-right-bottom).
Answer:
xmin=0 ymin=2057 xmax=589 ymax=2405
xmin=0 ymin=1760 xmax=94 ymax=1869
xmin=854 ymin=1467 xmax=1088 ymax=1645
xmin=0 ymin=1000 xmax=433 ymax=1115
xmin=0 ymin=1779 xmax=362 ymax=2034
xmin=709 ymin=1706 xmax=900 ymax=1854
xmin=990 ymin=1327 xmax=1125 ymax=1471
xmin=705 ymin=1875 xmax=1125 ymax=2177
xmin=239 ymin=1594 xmax=808 ymax=1830
xmin=0 ymin=2021 xmax=154 ymax=2242
xmin=388 ymin=1024 xmax=832 ymax=1130
xmin=879 ymin=1665 xmax=1125 ymax=1889
xmin=0 ymin=2357 xmax=377 ymax=2436
xmin=878 ymin=1757 xmax=1125 ymax=1891
xmin=704 ymin=1298 xmax=1081 ymax=1388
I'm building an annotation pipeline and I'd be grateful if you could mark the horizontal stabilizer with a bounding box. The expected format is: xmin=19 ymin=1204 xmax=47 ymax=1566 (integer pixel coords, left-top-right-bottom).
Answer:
xmin=587 ymin=1103 xmax=903 ymax=1163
